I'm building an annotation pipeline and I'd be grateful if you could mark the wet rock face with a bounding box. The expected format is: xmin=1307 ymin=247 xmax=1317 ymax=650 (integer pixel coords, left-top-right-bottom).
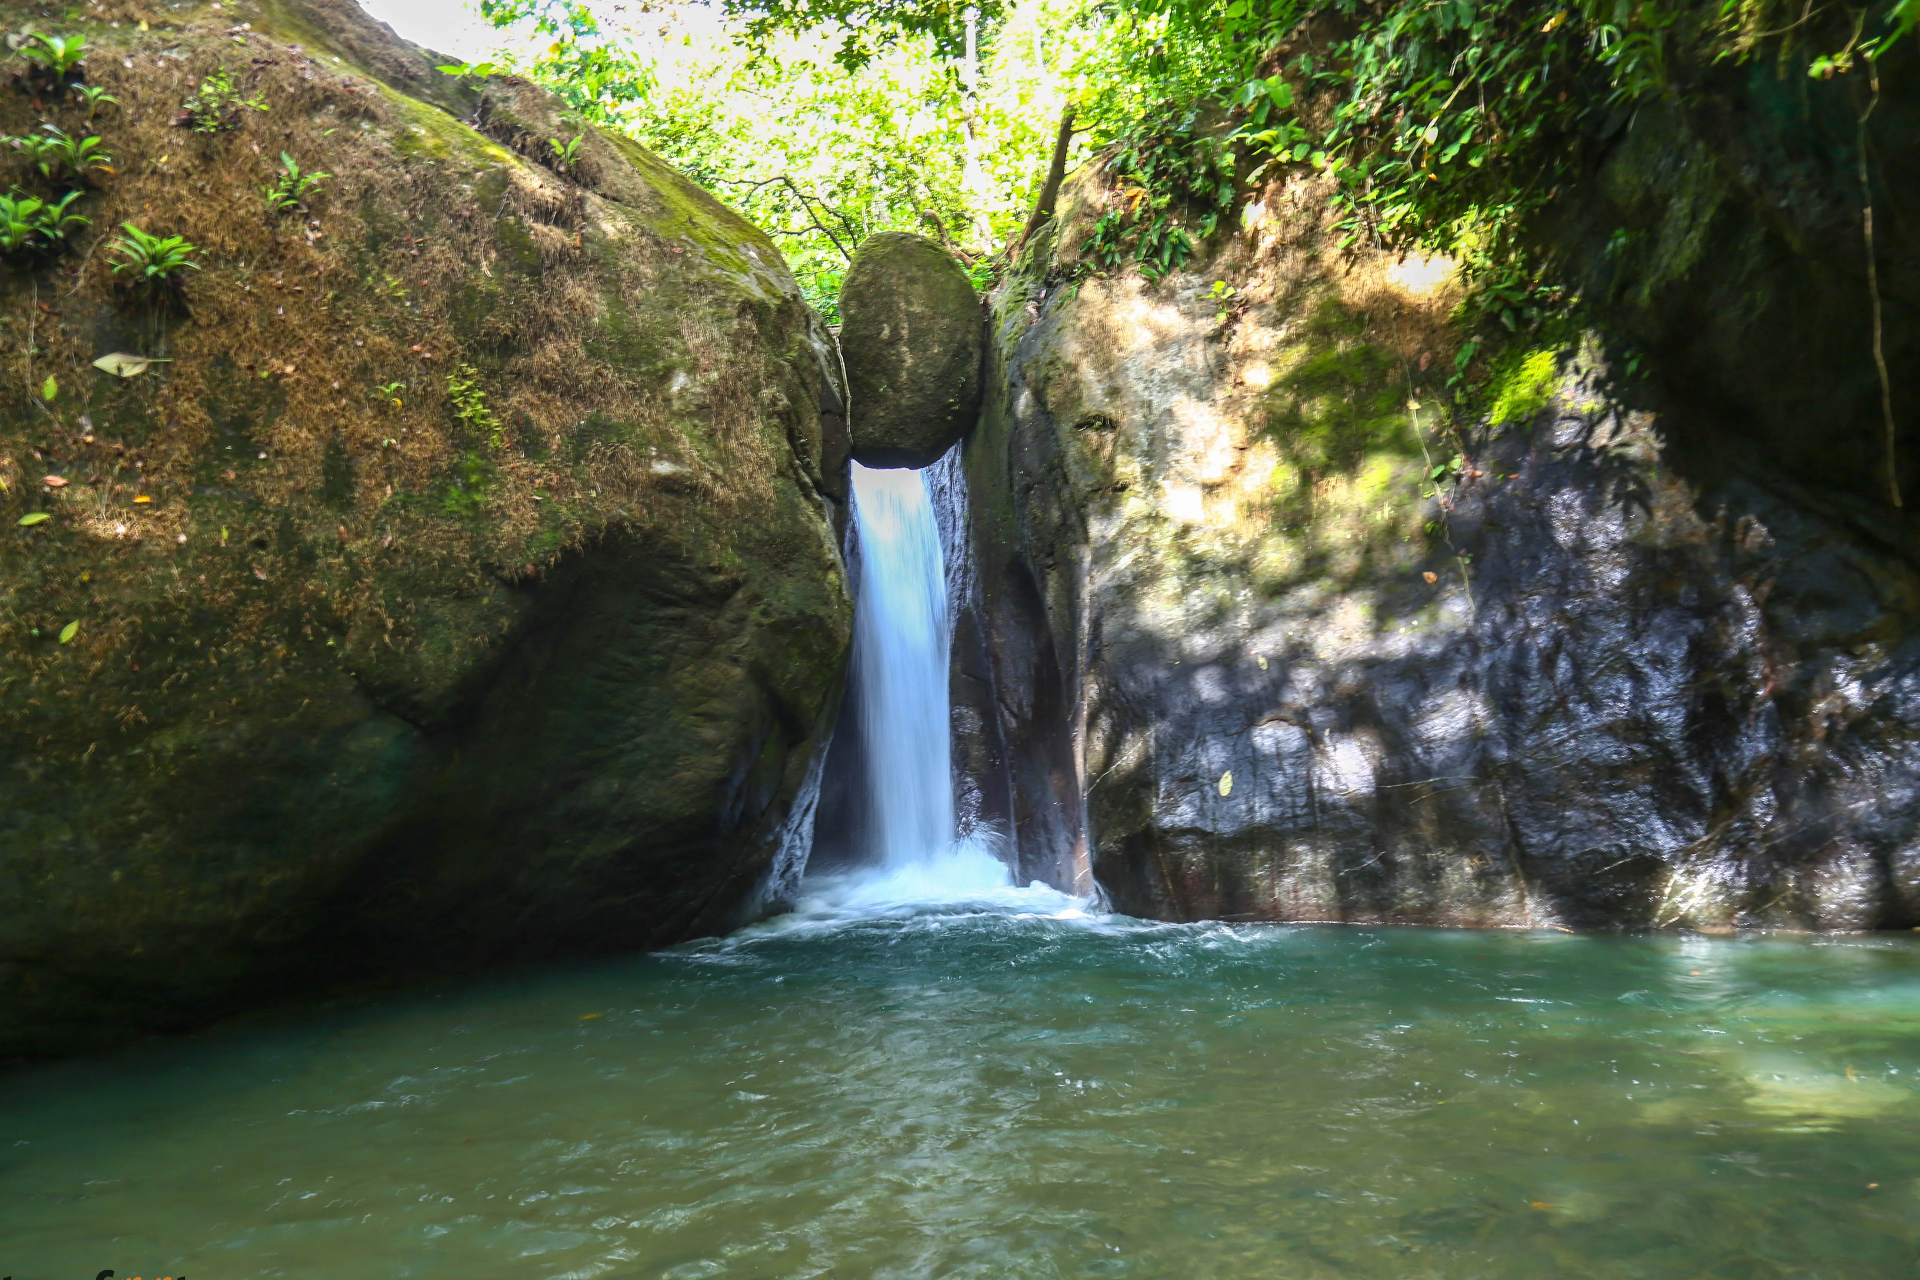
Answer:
xmin=1549 ymin=56 xmax=1920 ymax=519
xmin=838 ymin=233 xmax=984 ymax=468
xmin=958 ymin=163 xmax=1920 ymax=930
xmin=0 ymin=0 xmax=850 ymax=1058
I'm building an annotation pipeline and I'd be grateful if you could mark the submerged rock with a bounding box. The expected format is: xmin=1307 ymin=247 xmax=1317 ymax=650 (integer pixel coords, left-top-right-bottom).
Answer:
xmin=0 ymin=0 xmax=850 ymax=1058
xmin=838 ymin=232 xmax=983 ymax=468
xmin=956 ymin=135 xmax=1920 ymax=929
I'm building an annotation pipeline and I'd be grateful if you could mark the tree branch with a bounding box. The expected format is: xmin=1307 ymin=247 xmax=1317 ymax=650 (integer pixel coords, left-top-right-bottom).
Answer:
xmin=1008 ymin=105 xmax=1077 ymax=258
xmin=711 ymin=172 xmax=857 ymax=261
xmin=779 ymin=176 xmax=854 ymax=261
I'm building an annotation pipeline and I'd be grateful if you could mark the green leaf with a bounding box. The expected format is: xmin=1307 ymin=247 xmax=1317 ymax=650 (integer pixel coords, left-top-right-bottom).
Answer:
xmin=40 ymin=374 xmax=57 ymax=402
xmin=57 ymin=619 xmax=78 ymax=644
xmin=17 ymin=511 xmax=50 ymax=525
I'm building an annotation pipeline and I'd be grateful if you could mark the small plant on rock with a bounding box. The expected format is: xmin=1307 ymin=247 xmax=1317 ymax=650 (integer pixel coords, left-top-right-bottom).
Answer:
xmin=108 ymin=223 xmax=201 ymax=289
xmin=70 ymin=83 xmax=118 ymax=119
xmin=261 ymin=152 xmax=329 ymax=214
xmin=447 ymin=363 xmax=503 ymax=448
xmin=1207 ymin=279 xmax=1237 ymax=324
xmin=6 ymin=125 xmax=111 ymax=183
xmin=18 ymin=32 xmax=87 ymax=84
xmin=4 ymin=130 xmax=58 ymax=176
xmin=547 ymin=133 xmax=584 ymax=169
xmin=0 ymin=188 xmax=87 ymax=257
xmin=179 ymin=68 xmax=268 ymax=132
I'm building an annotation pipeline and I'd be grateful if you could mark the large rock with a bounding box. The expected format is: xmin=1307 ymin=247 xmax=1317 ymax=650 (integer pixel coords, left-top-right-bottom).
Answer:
xmin=839 ymin=232 xmax=983 ymax=468
xmin=955 ymin=132 xmax=1920 ymax=929
xmin=0 ymin=0 xmax=850 ymax=1058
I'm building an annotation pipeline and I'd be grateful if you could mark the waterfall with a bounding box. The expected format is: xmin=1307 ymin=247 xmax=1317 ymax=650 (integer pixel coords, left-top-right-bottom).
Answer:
xmin=850 ymin=462 xmax=958 ymax=866
xmin=782 ymin=457 xmax=1030 ymax=907
xmin=924 ymin=439 xmax=974 ymax=630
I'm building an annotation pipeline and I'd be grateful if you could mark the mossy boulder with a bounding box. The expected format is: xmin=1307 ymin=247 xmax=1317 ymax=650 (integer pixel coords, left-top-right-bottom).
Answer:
xmin=956 ymin=154 xmax=1920 ymax=932
xmin=838 ymin=232 xmax=982 ymax=468
xmin=0 ymin=0 xmax=850 ymax=1058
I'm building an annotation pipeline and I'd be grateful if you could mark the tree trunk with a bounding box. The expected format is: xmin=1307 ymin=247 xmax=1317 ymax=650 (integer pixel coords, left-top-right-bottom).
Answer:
xmin=1010 ymin=106 xmax=1076 ymax=257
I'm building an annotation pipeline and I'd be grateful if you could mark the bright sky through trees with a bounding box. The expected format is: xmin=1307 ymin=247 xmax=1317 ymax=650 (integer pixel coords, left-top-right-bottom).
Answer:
xmin=351 ymin=0 xmax=1137 ymax=315
xmin=359 ymin=0 xmax=513 ymax=61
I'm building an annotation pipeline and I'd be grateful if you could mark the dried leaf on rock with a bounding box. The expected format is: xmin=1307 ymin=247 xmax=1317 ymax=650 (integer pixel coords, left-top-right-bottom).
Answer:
xmin=92 ymin=352 xmax=173 ymax=378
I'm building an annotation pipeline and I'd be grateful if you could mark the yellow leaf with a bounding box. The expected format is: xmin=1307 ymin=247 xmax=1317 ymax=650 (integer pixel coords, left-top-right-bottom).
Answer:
xmin=133 ymin=494 xmax=152 ymax=504
xmin=1218 ymin=770 xmax=1233 ymax=797
xmin=94 ymin=352 xmax=173 ymax=378
xmin=58 ymin=620 xmax=78 ymax=644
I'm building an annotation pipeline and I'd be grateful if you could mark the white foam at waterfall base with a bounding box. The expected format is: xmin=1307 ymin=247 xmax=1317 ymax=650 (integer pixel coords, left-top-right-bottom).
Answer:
xmin=797 ymin=836 xmax=1084 ymax=920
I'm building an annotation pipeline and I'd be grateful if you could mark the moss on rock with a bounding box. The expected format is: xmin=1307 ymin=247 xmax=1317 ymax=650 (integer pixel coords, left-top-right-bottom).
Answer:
xmin=0 ymin=0 xmax=849 ymax=1059
xmin=838 ymin=232 xmax=983 ymax=468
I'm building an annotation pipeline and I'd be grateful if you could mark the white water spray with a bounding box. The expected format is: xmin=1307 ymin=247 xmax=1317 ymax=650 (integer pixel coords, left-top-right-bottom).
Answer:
xmin=837 ymin=460 xmax=1011 ymax=900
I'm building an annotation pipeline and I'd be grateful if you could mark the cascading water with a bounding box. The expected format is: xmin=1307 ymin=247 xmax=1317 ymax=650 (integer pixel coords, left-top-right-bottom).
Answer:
xmin=830 ymin=460 xmax=1013 ymax=899
xmin=850 ymin=461 xmax=956 ymax=867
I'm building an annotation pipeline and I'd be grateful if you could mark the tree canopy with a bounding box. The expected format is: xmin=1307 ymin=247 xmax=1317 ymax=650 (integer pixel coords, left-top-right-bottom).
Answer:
xmin=459 ymin=0 xmax=1919 ymax=322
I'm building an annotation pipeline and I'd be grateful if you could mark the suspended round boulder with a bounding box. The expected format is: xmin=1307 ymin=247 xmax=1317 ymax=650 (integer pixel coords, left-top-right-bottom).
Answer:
xmin=838 ymin=232 xmax=984 ymax=468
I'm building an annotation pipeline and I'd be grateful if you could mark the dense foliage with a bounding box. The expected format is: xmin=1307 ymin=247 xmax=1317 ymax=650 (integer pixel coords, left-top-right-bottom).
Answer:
xmin=466 ymin=0 xmax=1917 ymax=324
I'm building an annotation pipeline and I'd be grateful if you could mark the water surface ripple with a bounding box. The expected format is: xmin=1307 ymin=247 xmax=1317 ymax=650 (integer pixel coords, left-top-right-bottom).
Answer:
xmin=5 ymin=877 xmax=1920 ymax=1278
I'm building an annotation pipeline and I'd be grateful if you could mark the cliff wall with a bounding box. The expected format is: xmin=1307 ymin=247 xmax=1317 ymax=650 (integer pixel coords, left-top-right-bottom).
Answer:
xmin=959 ymin=54 xmax=1920 ymax=927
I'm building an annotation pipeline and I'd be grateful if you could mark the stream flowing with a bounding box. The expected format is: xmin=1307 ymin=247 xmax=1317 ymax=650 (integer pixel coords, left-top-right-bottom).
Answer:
xmin=6 ymin=464 xmax=1920 ymax=1277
